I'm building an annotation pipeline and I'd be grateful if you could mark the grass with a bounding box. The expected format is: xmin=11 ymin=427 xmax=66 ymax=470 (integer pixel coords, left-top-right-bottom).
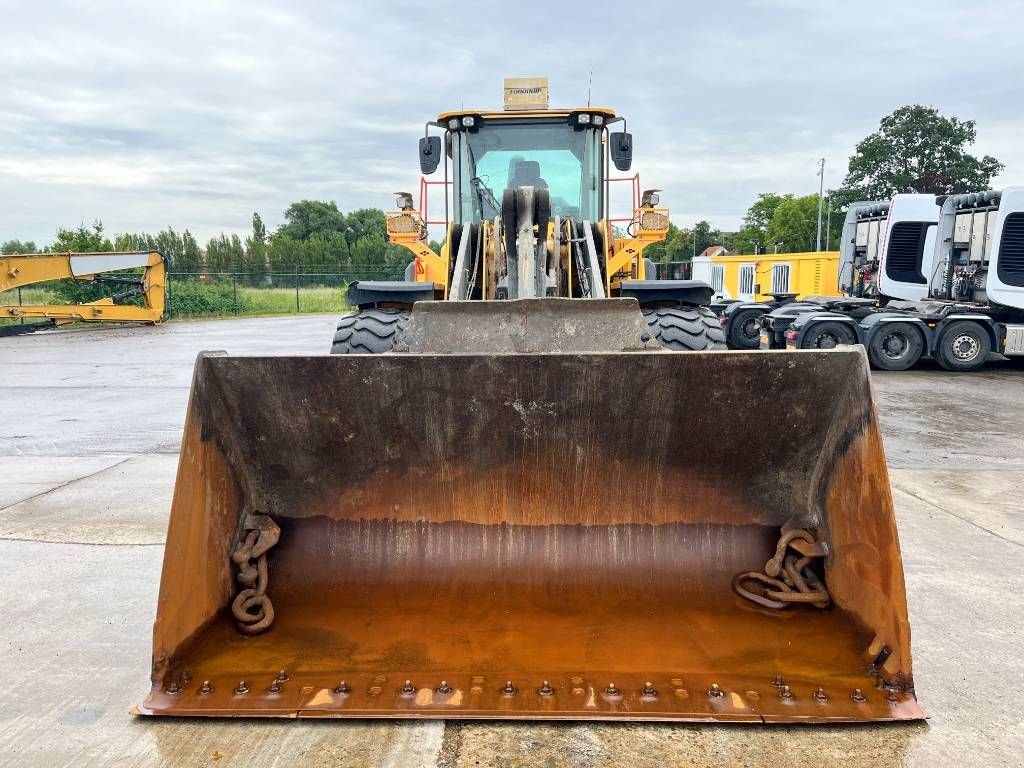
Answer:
xmin=0 ymin=287 xmax=59 ymax=305
xmin=0 ymin=287 xmax=62 ymax=326
xmin=1 ymin=283 xmax=349 ymax=326
xmin=234 ymin=286 xmax=347 ymax=315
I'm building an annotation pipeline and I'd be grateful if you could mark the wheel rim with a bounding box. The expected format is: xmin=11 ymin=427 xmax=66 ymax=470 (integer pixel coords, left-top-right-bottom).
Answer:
xmin=881 ymin=331 xmax=910 ymax=360
xmin=950 ymin=333 xmax=980 ymax=362
xmin=741 ymin=318 xmax=759 ymax=340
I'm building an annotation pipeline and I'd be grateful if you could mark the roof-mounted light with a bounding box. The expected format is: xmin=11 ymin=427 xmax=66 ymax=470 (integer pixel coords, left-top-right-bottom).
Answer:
xmin=461 ymin=116 xmax=475 ymax=127
xmin=447 ymin=118 xmax=460 ymax=130
xmin=577 ymin=113 xmax=592 ymax=125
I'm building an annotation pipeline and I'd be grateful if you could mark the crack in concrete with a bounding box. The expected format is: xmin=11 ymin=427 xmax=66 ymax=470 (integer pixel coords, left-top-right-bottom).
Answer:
xmin=894 ymin=484 xmax=1023 ymax=549
xmin=0 ymin=456 xmax=133 ymax=514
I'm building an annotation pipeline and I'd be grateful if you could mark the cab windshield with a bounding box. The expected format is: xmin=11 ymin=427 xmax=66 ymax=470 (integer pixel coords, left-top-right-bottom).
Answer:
xmin=452 ymin=119 xmax=602 ymax=225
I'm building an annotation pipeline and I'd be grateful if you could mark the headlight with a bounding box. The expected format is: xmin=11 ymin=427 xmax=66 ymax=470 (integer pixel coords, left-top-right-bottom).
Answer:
xmin=461 ymin=116 xmax=475 ymax=127
xmin=448 ymin=118 xmax=460 ymax=130
xmin=592 ymin=114 xmax=604 ymax=126
xmin=577 ymin=113 xmax=591 ymax=125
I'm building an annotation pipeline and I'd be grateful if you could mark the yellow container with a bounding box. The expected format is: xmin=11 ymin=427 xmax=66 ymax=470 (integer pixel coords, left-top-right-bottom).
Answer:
xmin=710 ymin=251 xmax=839 ymax=302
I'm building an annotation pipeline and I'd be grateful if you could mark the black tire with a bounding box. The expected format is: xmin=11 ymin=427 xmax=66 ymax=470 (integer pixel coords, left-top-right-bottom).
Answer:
xmin=642 ymin=306 xmax=726 ymax=351
xmin=726 ymin=308 xmax=764 ymax=350
xmin=935 ymin=320 xmax=991 ymax=372
xmin=330 ymin=308 xmax=410 ymax=354
xmin=803 ymin=321 xmax=857 ymax=349
xmin=867 ymin=322 xmax=925 ymax=371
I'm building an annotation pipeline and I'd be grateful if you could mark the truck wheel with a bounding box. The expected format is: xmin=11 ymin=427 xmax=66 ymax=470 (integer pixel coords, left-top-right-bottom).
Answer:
xmin=868 ymin=323 xmax=924 ymax=371
xmin=643 ymin=307 xmax=726 ymax=351
xmin=803 ymin=321 xmax=856 ymax=349
xmin=727 ymin=308 xmax=764 ymax=350
xmin=935 ymin=321 xmax=991 ymax=372
xmin=330 ymin=308 xmax=410 ymax=354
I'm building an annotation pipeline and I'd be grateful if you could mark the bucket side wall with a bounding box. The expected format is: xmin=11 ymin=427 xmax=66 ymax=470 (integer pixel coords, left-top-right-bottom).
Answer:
xmin=151 ymin=356 xmax=242 ymax=683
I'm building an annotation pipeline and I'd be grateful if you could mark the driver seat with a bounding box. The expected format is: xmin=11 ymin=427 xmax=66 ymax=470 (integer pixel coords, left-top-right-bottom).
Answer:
xmin=508 ymin=160 xmax=548 ymax=190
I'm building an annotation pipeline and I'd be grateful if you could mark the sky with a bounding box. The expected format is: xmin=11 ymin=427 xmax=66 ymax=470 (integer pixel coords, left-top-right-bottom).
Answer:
xmin=2 ymin=0 xmax=1022 ymax=246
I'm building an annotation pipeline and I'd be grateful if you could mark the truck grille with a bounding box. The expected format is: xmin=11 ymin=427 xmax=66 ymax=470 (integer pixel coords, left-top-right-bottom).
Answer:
xmin=884 ymin=222 xmax=927 ymax=284
xmin=997 ymin=212 xmax=1024 ymax=287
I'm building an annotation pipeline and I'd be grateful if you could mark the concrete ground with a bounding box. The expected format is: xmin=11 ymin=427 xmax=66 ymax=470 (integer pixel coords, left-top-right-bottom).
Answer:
xmin=0 ymin=315 xmax=1022 ymax=768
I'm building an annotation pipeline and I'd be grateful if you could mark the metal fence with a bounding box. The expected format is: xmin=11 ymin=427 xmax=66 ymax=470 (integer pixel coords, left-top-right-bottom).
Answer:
xmin=649 ymin=261 xmax=693 ymax=280
xmin=167 ymin=267 xmax=405 ymax=317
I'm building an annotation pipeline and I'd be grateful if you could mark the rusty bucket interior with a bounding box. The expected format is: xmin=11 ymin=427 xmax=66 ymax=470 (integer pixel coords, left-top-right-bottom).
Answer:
xmin=139 ymin=348 xmax=923 ymax=722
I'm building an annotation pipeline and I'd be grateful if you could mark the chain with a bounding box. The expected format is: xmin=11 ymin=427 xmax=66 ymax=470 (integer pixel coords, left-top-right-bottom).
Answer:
xmin=733 ymin=528 xmax=831 ymax=610
xmin=230 ymin=513 xmax=281 ymax=635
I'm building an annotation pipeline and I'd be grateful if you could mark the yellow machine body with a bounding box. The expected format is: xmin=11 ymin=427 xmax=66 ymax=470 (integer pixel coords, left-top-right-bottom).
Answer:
xmin=0 ymin=251 xmax=167 ymax=326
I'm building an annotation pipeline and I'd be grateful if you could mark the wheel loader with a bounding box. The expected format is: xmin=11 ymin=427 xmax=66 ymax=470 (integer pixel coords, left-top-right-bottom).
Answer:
xmin=138 ymin=79 xmax=923 ymax=723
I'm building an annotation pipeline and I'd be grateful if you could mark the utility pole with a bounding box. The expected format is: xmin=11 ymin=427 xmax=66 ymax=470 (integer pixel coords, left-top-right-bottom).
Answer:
xmin=825 ymin=190 xmax=833 ymax=250
xmin=815 ymin=158 xmax=825 ymax=251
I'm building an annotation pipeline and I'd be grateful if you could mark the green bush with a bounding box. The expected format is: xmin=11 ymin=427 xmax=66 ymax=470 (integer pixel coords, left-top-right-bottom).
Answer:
xmin=168 ymin=280 xmax=246 ymax=317
xmin=50 ymin=270 xmax=146 ymax=307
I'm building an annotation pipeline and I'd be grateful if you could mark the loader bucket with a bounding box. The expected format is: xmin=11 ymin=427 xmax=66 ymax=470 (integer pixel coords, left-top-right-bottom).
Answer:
xmin=139 ymin=346 xmax=922 ymax=722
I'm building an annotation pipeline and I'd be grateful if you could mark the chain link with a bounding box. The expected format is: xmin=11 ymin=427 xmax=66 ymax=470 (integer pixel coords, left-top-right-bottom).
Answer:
xmin=230 ymin=513 xmax=280 ymax=634
xmin=733 ymin=528 xmax=831 ymax=610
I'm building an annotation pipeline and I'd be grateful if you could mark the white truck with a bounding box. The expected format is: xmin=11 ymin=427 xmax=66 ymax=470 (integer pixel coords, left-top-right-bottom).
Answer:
xmin=761 ymin=188 xmax=1024 ymax=371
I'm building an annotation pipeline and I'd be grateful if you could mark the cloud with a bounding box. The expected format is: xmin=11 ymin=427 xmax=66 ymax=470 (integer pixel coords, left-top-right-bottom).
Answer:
xmin=1 ymin=0 xmax=1022 ymax=244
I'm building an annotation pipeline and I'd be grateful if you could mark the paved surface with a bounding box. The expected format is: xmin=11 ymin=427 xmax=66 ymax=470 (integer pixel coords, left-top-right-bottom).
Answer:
xmin=0 ymin=315 xmax=1022 ymax=767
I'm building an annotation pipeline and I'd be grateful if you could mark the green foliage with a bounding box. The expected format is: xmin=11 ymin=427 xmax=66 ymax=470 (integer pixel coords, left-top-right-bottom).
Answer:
xmin=52 ymin=222 xmax=113 ymax=252
xmin=265 ymin=201 xmax=409 ymax=271
xmin=278 ymin=200 xmax=347 ymax=240
xmin=839 ymin=105 xmax=1003 ymax=200
xmin=167 ymin=280 xmax=245 ymax=316
xmin=205 ymin=233 xmax=245 ymax=272
xmin=242 ymin=213 xmax=268 ymax=273
xmin=113 ymin=227 xmax=202 ymax=271
xmin=692 ymin=220 xmax=722 ymax=256
xmin=735 ymin=193 xmax=790 ymax=253
xmin=766 ymin=194 xmax=821 ymax=253
xmin=2 ymin=239 xmax=39 ymax=254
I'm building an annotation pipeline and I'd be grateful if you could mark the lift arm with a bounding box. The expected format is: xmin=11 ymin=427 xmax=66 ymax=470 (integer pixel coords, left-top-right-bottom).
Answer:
xmin=0 ymin=251 xmax=167 ymax=325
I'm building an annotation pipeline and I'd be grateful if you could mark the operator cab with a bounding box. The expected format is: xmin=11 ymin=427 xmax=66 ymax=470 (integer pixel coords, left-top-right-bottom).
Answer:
xmin=418 ymin=78 xmax=630 ymax=227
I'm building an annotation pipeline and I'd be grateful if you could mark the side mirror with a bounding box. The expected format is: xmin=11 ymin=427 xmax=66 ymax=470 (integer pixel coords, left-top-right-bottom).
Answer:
xmin=610 ymin=131 xmax=633 ymax=171
xmin=419 ymin=136 xmax=442 ymax=175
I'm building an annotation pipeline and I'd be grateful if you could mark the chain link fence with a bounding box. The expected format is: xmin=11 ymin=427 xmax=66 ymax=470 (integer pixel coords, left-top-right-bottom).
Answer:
xmin=167 ymin=266 xmax=405 ymax=318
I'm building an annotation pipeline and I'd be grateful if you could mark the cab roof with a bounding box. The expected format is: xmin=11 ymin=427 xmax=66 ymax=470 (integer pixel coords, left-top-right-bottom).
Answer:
xmin=436 ymin=107 xmax=616 ymax=122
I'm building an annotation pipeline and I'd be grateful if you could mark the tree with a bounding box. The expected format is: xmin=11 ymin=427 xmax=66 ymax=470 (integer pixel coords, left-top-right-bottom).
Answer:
xmin=180 ymin=231 xmax=202 ymax=273
xmin=644 ymin=223 xmax=693 ymax=264
xmin=736 ymin=193 xmax=791 ymax=253
xmin=278 ymin=200 xmax=347 ymax=241
xmin=342 ymin=208 xmax=388 ymax=245
xmin=839 ymin=105 xmax=1003 ymax=201
xmin=692 ymin=220 xmax=722 ymax=256
xmin=766 ymin=195 xmax=821 ymax=253
xmin=205 ymin=234 xmax=244 ymax=273
xmin=243 ymin=212 xmax=269 ymax=273
xmin=1 ymin=239 xmax=38 ymax=254
xmin=51 ymin=221 xmax=113 ymax=252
